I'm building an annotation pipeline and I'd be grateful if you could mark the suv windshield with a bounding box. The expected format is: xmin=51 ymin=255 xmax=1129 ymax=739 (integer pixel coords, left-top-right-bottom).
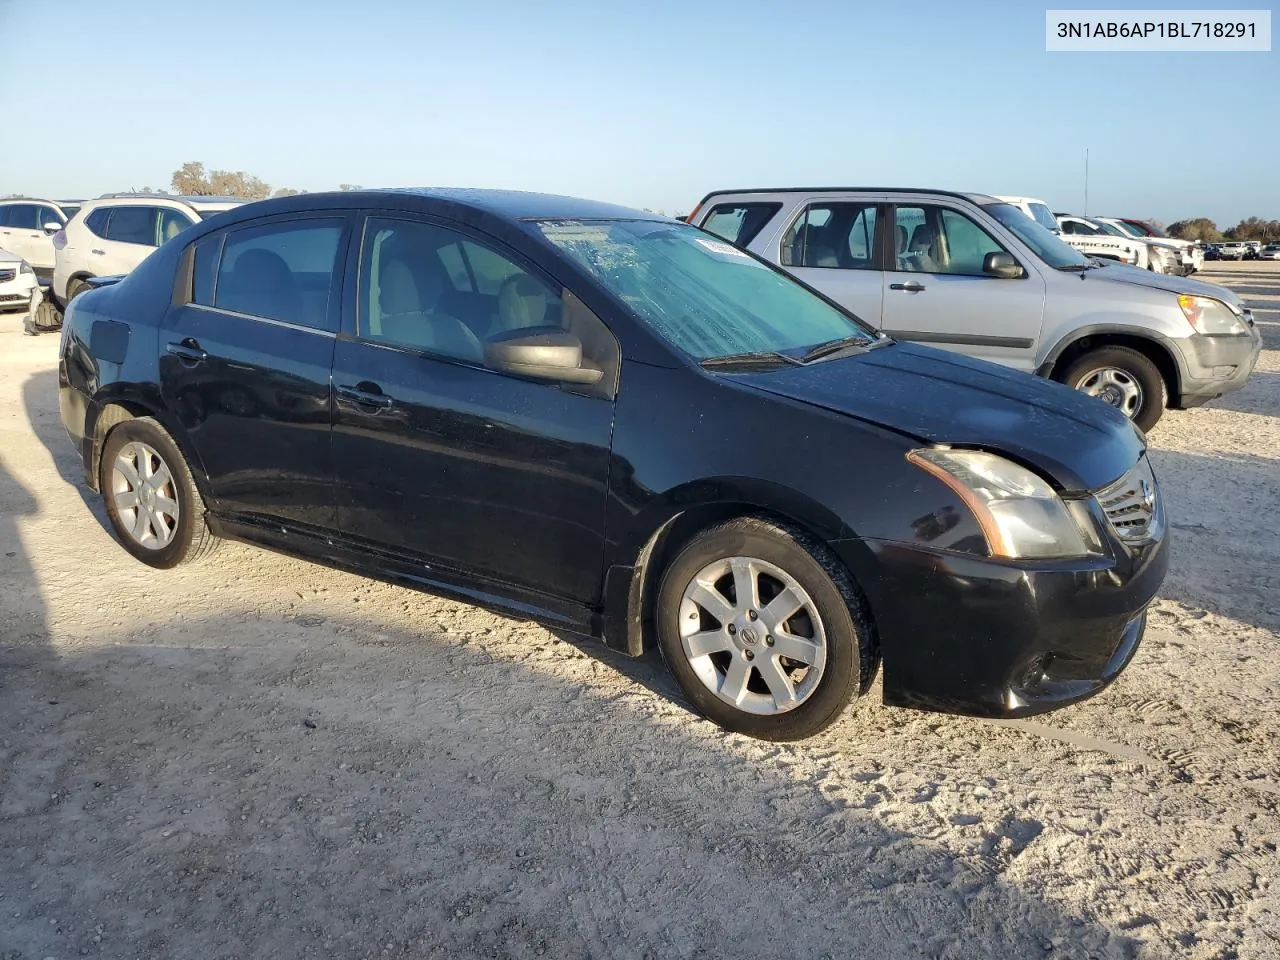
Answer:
xmin=983 ymin=203 xmax=1090 ymax=270
xmin=535 ymin=219 xmax=875 ymax=361
xmin=1026 ymin=202 xmax=1060 ymax=233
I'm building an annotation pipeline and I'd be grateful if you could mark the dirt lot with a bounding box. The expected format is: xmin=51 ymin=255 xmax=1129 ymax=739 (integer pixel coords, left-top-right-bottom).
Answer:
xmin=2 ymin=262 xmax=1277 ymax=960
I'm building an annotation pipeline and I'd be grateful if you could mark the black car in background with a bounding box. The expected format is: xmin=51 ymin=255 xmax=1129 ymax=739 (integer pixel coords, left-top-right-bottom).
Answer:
xmin=58 ymin=189 xmax=1167 ymax=740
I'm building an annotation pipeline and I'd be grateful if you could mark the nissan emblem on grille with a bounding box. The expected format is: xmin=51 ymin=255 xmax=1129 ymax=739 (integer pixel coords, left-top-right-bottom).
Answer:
xmin=1098 ymin=459 xmax=1160 ymax=543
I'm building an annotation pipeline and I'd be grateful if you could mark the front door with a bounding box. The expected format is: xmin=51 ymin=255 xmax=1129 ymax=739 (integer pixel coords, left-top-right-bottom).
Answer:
xmin=881 ymin=203 xmax=1046 ymax=372
xmin=159 ymin=215 xmax=350 ymax=529
xmin=330 ymin=215 xmax=616 ymax=604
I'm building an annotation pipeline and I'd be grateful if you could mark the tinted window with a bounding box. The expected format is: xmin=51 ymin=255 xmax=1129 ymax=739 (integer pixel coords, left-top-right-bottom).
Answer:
xmin=215 ymin=219 xmax=344 ymax=330
xmin=84 ymin=209 xmax=111 ymax=237
xmin=191 ymin=235 xmax=222 ymax=305
xmin=6 ymin=205 xmax=39 ymax=230
xmin=36 ymin=205 xmax=64 ymax=228
xmin=781 ymin=203 xmax=879 ymax=270
xmin=159 ymin=208 xmax=195 ymax=244
xmin=361 ymin=217 xmax=562 ymax=362
xmin=0 ymin=206 xmax=10 ymax=227
xmin=538 ymin=219 xmax=873 ymax=361
xmin=701 ymin=203 xmax=781 ymax=248
xmin=105 ymin=206 xmax=158 ymax=246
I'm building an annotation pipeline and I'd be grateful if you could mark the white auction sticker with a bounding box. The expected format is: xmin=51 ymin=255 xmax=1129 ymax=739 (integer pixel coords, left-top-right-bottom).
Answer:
xmin=1046 ymin=9 xmax=1271 ymax=51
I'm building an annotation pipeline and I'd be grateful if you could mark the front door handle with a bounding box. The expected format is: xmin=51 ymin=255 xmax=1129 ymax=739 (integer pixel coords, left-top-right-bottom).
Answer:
xmin=337 ymin=383 xmax=394 ymax=411
xmin=889 ymin=280 xmax=926 ymax=293
xmin=91 ymin=249 xmax=106 ymax=256
xmin=166 ymin=338 xmax=208 ymax=364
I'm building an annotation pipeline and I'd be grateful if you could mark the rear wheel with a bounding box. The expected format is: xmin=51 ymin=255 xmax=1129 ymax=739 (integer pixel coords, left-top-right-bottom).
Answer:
xmin=67 ymin=278 xmax=92 ymax=302
xmin=1060 ymin=346 xmax=1166 ymax=432
xmin=100 ymin=417 xmax=219 ymax=569
xmin=655 ymin=516 xmax=874 ymax=741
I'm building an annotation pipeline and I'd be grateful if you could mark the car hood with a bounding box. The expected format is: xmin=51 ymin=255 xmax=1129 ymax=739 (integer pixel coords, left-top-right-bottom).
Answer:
xmin=719 ymin=342 xmax=1143 ymax=492
xmin=1089 ymin=263 xmax=1244 ymax=307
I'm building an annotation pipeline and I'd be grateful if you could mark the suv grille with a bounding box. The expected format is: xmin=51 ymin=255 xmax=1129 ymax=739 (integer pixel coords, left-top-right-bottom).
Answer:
xmin=1097 ymin=457 xmax=1160 ymax=543
xmin=0 ymin=268 xmax=15 ymax=283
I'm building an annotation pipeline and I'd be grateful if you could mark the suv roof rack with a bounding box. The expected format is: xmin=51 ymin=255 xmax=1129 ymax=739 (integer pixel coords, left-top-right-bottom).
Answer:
xmin=692 ymin=186 xmax=984 ymax=207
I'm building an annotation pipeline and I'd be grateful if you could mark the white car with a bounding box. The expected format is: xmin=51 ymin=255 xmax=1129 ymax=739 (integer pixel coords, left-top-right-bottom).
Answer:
xmin=53 ymin=194 xmax=243 ymax=305
xmin=1098 ymin=218 xmax=1203 ymax=274
xmin=993 ymin=196 xmax=1062 ymax=234
xmin=1259 ymin=244 xmax=1280 ymax=261
xmin=0 ymin=247 xmax=41 ymax=319
xmin=1056 ymin=214 xmax=1152 ymax=270
xmin=0 ymin=198 xmax=71 ymax=286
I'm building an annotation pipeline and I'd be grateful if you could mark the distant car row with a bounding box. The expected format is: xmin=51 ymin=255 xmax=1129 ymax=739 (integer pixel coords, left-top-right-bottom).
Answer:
xmin=1205 ymin=240 xmax=1278 ymax=261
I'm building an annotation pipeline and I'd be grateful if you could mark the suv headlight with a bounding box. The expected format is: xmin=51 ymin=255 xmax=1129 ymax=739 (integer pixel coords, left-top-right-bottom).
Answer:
xmin=19 ymin=261 xmax=33 ymax=275
xmin=1178 ymin=294 xmax=1247 ymax=335
xmin=907 ymin=449 xmax=1099 ymax=559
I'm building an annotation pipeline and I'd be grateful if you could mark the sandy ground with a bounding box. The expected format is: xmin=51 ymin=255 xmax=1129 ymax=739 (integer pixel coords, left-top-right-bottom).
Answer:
xmin=1 ymin=262 xmax=1277 ymax=960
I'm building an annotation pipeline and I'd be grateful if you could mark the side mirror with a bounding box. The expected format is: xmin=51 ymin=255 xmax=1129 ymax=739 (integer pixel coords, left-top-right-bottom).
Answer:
xmin=983 ymin=251 xmax=1025 ymax=279
xmin=43 ymin=222 xmax=62 ymax=235
xmin=484 ymin=326 xmax=603 ymax=385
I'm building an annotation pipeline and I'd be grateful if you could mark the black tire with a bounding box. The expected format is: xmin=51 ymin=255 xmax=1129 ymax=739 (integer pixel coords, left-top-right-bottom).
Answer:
xmin=1059 ymin=346 xmax=1166 ymax=432
xmin=655 ymin=516 xmax=875 ymax=741
xmin=67 ymin=278 xmax=92 ymax=302
xmin=99 ymin=417 xmax=219 ymax=569
xmin=33 ymin=296 xmax=62 ymax=331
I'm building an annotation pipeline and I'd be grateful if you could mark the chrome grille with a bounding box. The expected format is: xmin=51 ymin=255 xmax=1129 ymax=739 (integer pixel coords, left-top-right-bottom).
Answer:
xmin=0 ymin=268 xmax=15 ymax=283
xmin=1097 ymin=457 xmax=1160 ymax=543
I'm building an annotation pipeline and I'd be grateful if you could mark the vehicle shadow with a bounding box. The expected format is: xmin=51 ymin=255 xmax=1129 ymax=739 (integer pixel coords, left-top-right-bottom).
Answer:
xmin=1148 ymin=447 xmax=1280 ymax=633
xmin=0 ymin=450 xmax=49 ymax=672
xmin=0 ymin=609 xmax=1143 ymax=959
xmin=1211 ymin=368 xmax=1280 ymax=418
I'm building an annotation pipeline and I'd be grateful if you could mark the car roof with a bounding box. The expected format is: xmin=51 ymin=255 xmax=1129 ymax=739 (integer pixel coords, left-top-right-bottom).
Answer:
xmin=0 ymin=197 xmax=65 ymax=205
xmin=694 ymin=187 xmax=1003 ymax=206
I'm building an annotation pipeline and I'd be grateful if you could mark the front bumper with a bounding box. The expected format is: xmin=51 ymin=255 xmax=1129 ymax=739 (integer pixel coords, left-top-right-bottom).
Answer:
xmin=1173 ymin=326 xmax=1264 ymax=402
xmin=0 ymin=276 xmax=40 ymax=313
xmin=831 ymin=509 xmax=1168 ymax=718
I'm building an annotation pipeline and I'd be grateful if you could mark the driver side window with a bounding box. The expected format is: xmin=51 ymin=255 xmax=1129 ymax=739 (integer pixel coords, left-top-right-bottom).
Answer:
xmin=894 ymin=205 xmax=1007 ymax=276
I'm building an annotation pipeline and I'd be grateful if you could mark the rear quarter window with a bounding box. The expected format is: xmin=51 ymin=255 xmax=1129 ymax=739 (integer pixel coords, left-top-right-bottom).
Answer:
xmin=84 ymin=209 xmax=111 ymax=237
xmin=700 ymin=203 xmax=782 ymax=248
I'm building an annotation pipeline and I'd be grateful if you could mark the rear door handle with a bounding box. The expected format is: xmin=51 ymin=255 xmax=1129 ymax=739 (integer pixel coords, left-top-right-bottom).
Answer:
xmin=889 ymin=281 xmax=926 ymax=293
xmin=91 ymin=249 xmax=106 ymax=256
xmin=166 ymin=338 xmax=207 ymax=364
xmin=337 ymin=383 xmax=394 ymax=411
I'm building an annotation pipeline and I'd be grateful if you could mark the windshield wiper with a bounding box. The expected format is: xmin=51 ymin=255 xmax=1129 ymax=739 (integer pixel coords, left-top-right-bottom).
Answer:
xmin=700 ymin=350 xmax=801 ymax=369
xmin=796 ymin=334 xmax=879 ymax=364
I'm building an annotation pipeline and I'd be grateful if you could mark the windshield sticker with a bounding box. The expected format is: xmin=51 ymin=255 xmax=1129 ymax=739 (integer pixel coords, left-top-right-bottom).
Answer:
xmin=693 ymin=237 xmax=753 ymax=259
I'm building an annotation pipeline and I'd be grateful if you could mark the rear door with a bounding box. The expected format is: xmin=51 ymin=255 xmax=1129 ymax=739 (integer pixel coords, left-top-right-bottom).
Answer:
xmin=99 ymin=206 xmax=162 ymax=277
xmin=881 ymin=201 xmax=1046 ymax=371
xmin=773 ymin=199 xmax=886 ymax=328
xmin=159 ymin=214 xmax=351 ymax=528
xmin=329 ymin=213 xmax=617 ymax=604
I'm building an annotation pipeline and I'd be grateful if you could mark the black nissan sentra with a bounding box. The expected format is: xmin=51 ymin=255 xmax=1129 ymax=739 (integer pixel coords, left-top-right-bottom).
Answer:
xmin=58 ymin=189 xmax=1167 ymax=740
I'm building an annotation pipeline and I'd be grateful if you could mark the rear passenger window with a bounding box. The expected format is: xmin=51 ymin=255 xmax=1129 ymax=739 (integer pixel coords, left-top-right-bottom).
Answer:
xmin=214 ymin=219 xmax=344 ymax=330
xmin=700 ymin=203 xmax=781 ymax=248
xmin=105 ymin=206 xmax=158 ymax=246
xmin=6 ymin=205 xmax=39 ymax=230
xmin=781 ymin=203 xmax=879 ymax=270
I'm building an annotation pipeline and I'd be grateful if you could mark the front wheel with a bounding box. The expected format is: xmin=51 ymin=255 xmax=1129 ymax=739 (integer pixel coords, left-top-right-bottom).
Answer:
xmin=655 ymin=517 xmax=874 ymax=741
xmin=1059 ymin=346 xmax=1166 ymax=432
xmin=100 ymin=417 xmax=219 ymax=568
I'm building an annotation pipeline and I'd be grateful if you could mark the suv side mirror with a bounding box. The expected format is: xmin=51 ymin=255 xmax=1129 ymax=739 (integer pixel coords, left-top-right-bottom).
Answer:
xmin=983 ymin=252 xmax=1024 ymax=279
xmin=43 ymin=222 xmax=62 ymax=235
xmin=484 ymin=326 xmax=603 ymax=385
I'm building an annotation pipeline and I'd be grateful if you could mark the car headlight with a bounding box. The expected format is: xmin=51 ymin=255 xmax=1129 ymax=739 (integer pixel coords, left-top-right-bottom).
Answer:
xmin=1178 ymin=294 xmax=1247 ymax=335
xmin=19 ymin=261 xmax=33 ymax=275
xmin=907 ymin=449 xmax=1099 ymax=559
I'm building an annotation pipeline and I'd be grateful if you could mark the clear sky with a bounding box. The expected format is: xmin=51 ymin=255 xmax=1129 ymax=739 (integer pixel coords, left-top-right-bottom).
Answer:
xmin=1 ymin=0 xmax=1275 ymax=225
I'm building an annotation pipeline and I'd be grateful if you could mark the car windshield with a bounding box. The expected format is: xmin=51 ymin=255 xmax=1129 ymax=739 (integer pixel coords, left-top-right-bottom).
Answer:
xmin=1093 ymin=220 xmax=1130 ymax=238
xmin=983 ymin=203 xmax=1090 ymax=269
xmin=1110 ymin=220 xmax=1147 ymax=238
xmin=1027 ymin=202 xmax=1060 ymax=232
xmin=535 ymin=219 xmax=876 ymax=361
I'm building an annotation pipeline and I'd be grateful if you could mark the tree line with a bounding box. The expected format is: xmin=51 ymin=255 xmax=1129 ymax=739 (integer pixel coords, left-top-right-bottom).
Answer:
xmin=1166 ymin=216 xmax=1280 ymax=243
xmin=116 ymin=162 xmax=362 ymax=200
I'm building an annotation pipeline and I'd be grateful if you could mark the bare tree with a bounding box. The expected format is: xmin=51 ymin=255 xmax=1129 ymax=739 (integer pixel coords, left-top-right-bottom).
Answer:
xmin=338 ymin=184 xmax=364 ymax=192
xmin=271 ymin=187 xmax=301 ymax=198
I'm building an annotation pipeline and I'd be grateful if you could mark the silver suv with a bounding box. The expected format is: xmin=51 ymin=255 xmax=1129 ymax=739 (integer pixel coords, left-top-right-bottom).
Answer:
xmin=689 ymin=188 xmax=1262 ymax=430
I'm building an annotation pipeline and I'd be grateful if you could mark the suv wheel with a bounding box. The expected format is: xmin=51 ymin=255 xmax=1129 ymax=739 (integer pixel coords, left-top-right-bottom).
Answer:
xmin=1060 ymin=346 xmax=1166 ymax=432
xmin=68 ymin=278 xmax=92 ymax=301
xmin=100 ymin=417 xmax=219 ymax=569
xmin=655 ymin=517 xmax=874 ymax=741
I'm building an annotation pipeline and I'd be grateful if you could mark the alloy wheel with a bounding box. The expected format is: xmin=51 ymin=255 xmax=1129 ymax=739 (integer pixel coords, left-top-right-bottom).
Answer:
xmin=1076 ymin=366 xmax=1144 ymax=419
xmin=678 ymin=556 xmax=827 ymax=715
xmin=110 ymin=441 xmax=180 ymax=549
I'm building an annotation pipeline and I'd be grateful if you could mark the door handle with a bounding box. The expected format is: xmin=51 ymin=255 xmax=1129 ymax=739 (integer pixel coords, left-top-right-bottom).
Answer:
xmin=91 ymin=249 xmax=106 ymax=256
xmin=890 ymin=281 xmax=926 ymax=293
xmin=337 ymin=383 xmax=394 ymax=411
xmin=166 ymin=338 xmax=208 ymax=364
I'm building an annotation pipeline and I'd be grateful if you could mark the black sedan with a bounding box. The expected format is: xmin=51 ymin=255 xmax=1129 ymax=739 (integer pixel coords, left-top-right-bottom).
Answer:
xmin=57 ymin=189 xmax=1167 ymax=740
